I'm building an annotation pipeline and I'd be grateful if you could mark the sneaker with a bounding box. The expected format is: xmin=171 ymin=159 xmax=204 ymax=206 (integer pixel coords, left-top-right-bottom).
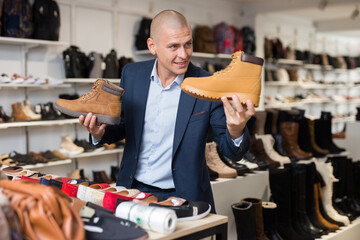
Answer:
xmin=60 ymin=135 xmax=84 ymax=155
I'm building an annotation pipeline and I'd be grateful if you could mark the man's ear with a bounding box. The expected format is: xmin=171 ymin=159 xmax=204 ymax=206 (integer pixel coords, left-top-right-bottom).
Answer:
xmin=147 ymin=37 xmax=156 ymax=55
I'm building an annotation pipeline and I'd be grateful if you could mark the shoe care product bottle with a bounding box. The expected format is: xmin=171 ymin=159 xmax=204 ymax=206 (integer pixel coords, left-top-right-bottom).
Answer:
xmin=115 ymin=201 xmax=177 ymax=234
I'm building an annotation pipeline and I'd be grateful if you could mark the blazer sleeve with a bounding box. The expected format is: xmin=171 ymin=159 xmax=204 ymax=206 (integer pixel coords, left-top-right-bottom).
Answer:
xmin=209 ymin=98 xmax=250 ymax=161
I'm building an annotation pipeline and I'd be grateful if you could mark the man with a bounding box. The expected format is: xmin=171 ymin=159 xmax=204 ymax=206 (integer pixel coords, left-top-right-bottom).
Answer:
xmin=80 ymin=10 xmax=254 ymax=212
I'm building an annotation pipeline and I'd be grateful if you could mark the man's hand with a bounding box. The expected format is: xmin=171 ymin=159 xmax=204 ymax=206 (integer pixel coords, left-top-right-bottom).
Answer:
xmin=221 ymin=95 xmax=255 ymax=139
xmin=79 ymin=113 xmax=106 ymax=139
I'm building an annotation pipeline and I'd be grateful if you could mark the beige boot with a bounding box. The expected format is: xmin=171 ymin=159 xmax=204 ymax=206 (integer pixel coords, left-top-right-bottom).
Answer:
xmin=55 ymin=79 xmax=124 ymax=124
xmin=11 ymin=102 xmax=32 ymax=121
xmin=256 ymin=134 xmax=291 ymax=166
xmin=205 ymin=142 xmax=237 ymax=178
xmin=23 ymin=100 xmax=41 ymax=120
xmin=181 ymin=51 xmax=264 ymax=106
xmin=60 ymin=135 xmax=84 ymax=155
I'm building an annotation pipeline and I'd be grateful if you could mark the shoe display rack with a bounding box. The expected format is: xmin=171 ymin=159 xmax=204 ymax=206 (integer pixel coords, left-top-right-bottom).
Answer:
xmin=211 ymin=171 xmax=270 ymax=240
xmin=0 ymin=37 xmax=123 ymax=172
xmin=264 ymin=59 xmax=360 ymax=131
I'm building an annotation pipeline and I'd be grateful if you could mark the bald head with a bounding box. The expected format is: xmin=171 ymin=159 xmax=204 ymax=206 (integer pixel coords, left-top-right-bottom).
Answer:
xmin=150 ymin=10 xmax=191 ymax=42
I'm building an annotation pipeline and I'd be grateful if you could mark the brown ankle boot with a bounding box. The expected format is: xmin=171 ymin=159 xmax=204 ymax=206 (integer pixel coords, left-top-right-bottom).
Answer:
xmin=280 ymin=121 xmax=313 ymax=160
xmin=55 ymin=79 xmax=124 ymax=124
xmin=181 ymin=51 xmax=264 ymax=106
xmin=250 ymin=138 xmax=280 ymax=169
xmin=11 ymin=102 xmax=32 ymax=121
xmin=241 ymin=198 xmax=270 ymax=240
xmin=308 ymin=119 xmax=329 ymax=155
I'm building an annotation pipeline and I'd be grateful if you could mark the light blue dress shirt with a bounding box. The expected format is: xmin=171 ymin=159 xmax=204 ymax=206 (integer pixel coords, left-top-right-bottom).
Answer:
xmin=93 ymin=59 xmax=244 ymax=189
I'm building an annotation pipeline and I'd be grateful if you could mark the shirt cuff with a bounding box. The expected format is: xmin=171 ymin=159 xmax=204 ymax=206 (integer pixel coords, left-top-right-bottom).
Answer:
xmin=232 ymin=134 xmax=244 ymax=147
xmin=91 ymin=135 xmax=101 ymax=145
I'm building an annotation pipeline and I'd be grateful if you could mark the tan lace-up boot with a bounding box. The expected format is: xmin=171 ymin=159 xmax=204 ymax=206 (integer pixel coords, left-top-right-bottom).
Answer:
xmin=54 ymin=79 xmax=124 ymax=125
xmin=181 ymin=51 xmax=264 ymax=106
xmin=11 ymin=102 xmax=32 ymax=121
xmin=205 ymin=141 xmax=237 ymax=178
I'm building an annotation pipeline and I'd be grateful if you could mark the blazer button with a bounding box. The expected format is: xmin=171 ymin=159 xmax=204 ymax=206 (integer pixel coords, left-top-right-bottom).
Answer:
xmin=130 ymin=174 xmax=133 ymax=179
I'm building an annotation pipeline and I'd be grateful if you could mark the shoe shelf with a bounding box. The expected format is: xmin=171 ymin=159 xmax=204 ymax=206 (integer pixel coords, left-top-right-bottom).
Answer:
xmin=0 ymin=36 xmax=68 ymax=48
xmin=265 ymin=82 xmax=360 ymax=90
xmin=21 ymin=159 xmax=72 ymax=169
xmin=265 ymin=101 xmax=308 ymax=109
xmin=0 ymin=83 xmax=72 ymax=89
xmin=317 ymin=217 xmax=360 ymax=240
xmin=0 ymin=118 xmax=79 ymax=129
xmin=135 ymin=49 xmax=232 ymax=60
xmin=332 ymin=116 xmax=356 ymax=124
xmin=266 ymin=59 xmax=360 ymax=73
xmin=65 ymin=78 xmax=121 ymax=84
xmin=68 ymin=147 xmax=124 ymax=159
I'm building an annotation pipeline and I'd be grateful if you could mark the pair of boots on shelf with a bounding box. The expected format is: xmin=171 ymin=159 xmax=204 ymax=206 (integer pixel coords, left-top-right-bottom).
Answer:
xmin=264 ymin=109 xmax=345 ymax=162
xmin=232 ymin=198 xmax=282 ymax=240
xmin=269 ymin=158 xmax=359 ymax=240
xmin=93 ymin=166 xmax=119 ymax=184
xmin=246 ymin=111 xmax=290 ymax=169
xmin=6 ymin=100 xmax=67 ymax=122
xmin=328 ymin=156 xmax=360 ymax=222
xmin=205 ymin=141 xmax=252 ymax=179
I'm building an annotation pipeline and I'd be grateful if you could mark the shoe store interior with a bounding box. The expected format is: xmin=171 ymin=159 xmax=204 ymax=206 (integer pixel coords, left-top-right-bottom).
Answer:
xmin=1 ymin=0 xmax=360 ymax=239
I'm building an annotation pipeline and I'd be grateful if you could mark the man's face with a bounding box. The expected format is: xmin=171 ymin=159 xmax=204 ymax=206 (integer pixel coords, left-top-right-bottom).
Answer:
xmin=148 ymin=26 xmax=193 ymax=78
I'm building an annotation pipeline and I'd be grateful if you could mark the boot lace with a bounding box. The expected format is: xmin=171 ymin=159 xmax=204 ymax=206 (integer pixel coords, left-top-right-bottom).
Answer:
xmin=81 ymin=80 xmax=101 ymax=100
xmin=214 ymin=53 xmax=239 ymax=76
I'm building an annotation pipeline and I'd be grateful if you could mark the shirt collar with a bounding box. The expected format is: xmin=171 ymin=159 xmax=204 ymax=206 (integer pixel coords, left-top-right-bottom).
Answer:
xmin=150 ymin=58 xmax=185 ymax=88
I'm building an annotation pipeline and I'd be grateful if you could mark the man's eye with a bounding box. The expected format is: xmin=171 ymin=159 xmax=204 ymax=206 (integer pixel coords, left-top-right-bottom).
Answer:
xmin=186 ymin=42 xmax=192 ymax=47
xmin=170 ymin=45 xmax=176 ymax=49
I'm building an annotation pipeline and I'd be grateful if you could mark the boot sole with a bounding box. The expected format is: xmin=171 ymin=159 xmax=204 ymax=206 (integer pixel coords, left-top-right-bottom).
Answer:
xmin=181 ymin=85 xmax=259 ymax=107
xmin=54 ymin=103 xmax=120 ymax=125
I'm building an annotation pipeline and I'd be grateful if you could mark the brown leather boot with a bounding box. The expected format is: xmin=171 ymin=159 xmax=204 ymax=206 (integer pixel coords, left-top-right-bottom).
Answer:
xmin=55 ymin=79 xmax=124 ymax=124
xmin=250 ymin=138 xmax=280 ymax=169
xmin=241 ymin=198 xmax=269 ymax=240
xmin=254 ymin=111 xmax=267 ymax=135
xmin=308 ymin=119 xmax=329 ymax=155
xmin=181 ymin=51 xmax=264 ymax=106
xmin=314 ymin=182 xmax=339 ymax=231
xmin=11 ymin=102 xmax=32 ymax=121
xmin=280 ymin=121 xmax=313 ymax=160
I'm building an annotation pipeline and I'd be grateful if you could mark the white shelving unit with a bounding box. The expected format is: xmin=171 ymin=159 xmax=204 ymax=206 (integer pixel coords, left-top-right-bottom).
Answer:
xmin=0 ymin=37 xmax=123 ymax=173
xmin=0 ymin=36 xmax=68 ymax=47
xmin=69 ymin=147 xmax=124 ymax=159
xmin=0 ymin=118 xmax=79 ymax=129
xmin=66 ymin=78 xmax=121 ymax=84
xmin=135 ymin=49 xmax=232 ymax=60
xmin=24 ymin=159 xmax=72 ymax=169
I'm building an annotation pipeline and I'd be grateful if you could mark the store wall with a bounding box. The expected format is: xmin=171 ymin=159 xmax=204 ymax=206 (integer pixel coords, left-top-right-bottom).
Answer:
xmin=0 ymin=0 xmax=246 ymax=177
xmin=255 ymin=12 xmax=360 ymax=132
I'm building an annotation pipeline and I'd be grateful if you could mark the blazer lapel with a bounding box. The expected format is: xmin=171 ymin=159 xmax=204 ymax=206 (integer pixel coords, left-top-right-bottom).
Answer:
xmin=173 ymin=63 xmax=198 ymax=157
xmin=133 ymin=60 xmax=154 ymax=153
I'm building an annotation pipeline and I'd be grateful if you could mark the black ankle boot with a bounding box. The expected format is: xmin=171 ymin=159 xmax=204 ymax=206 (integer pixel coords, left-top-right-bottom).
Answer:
xmin=262 ymin=202 xmax=284 ymax=240
xmin=231 ymin=201 xmax=256 ymax=240
xmin=110 ymin=166 xmax=119 ymax=182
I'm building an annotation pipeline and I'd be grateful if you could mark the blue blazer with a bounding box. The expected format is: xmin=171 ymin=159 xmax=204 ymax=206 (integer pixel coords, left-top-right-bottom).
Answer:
xmin=95 ymin=59 xmax=250 ymax=211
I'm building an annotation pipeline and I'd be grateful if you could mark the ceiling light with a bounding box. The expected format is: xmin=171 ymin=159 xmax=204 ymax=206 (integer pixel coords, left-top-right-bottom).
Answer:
xmin=351 ymin=5 xmax=359 ymax=20
xmin=318 ymin=0 xmax=328 ymax=10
